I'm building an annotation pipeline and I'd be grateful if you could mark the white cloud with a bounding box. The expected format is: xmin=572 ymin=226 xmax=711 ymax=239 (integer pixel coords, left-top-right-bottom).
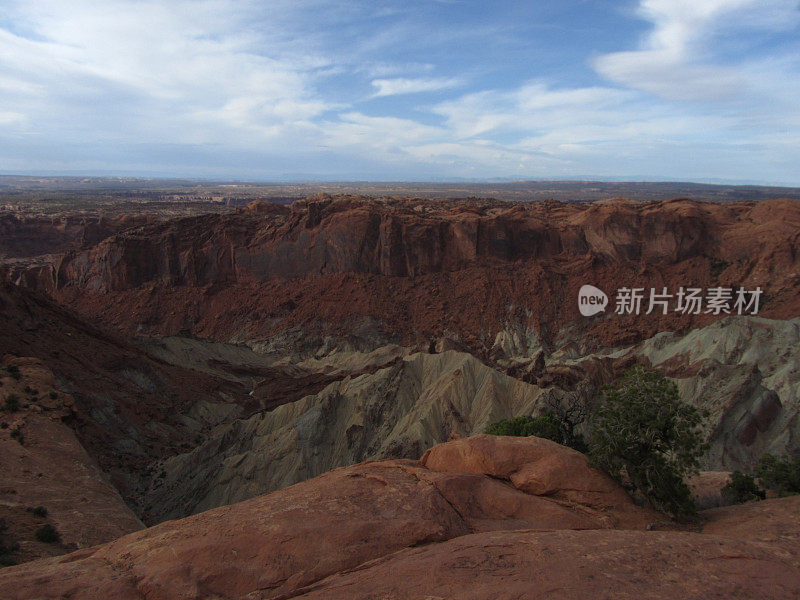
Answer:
xmin=594 ymin=0 xmax=800 ymax=100
xmin=358 ymin=62 xmax=436 ymax=78
xmin=0 ymin=0 xmax=799 ymax=183
xmin=370 ymin=77 xmax=462 ymax=97
xmin=0 ymin=0 xmax=332 ymax=146
xmin=433 ymin=82 xmax=638 ymax=141
xmin=0 ymin=111 xmax=26 ymax=126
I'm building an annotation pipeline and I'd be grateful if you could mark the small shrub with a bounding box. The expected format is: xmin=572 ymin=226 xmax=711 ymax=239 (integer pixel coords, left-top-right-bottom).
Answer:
xmin=755 ymin=454 xmax=800 ymax=497
xmin=3 ymin=394 xmax=20 ymax=412
xmin=0 ymin=422 xmax=7 ymax=429
xmin=49 ymin=391 xmax=58 ymax=400
xmin=27 ymin=506 xmax=48 ymax=518
xmin=486 ymin=413 xmax=561 ymax=442
xmin=0 ymin=518 xmax=19 ymax=567
xmin=486 ymin=412 xmax=588 ymax=453
xmin=34 ymin=524 xmax=60 ymax=544
xmin=0 ymin=554 xmax=15 ymax=567
xmin=10 ymin=428 xmax=24 ymax=445
xmin=709 ymin=258 xmax=731 ymax=278
xmin=721 ymin=471 xmax=765 ymax=504
xmin=5 ymin=365 xmax=21 ymax=381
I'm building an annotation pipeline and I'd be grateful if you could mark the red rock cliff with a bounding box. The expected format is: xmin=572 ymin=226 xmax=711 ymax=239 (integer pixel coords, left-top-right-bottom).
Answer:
xmin=29 ymin=196 xmax=800 ymax=349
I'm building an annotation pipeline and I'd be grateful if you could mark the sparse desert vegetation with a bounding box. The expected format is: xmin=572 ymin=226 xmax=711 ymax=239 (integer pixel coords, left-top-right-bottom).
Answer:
xmin=33 ymin=525 xmax=60 ymax=544
xmin=3 ymin=394 xmax=20 ymax=413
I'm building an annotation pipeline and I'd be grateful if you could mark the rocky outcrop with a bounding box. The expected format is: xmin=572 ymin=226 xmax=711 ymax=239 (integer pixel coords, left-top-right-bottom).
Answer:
xmin=1 ymin=436 xmax=797 ymax=600
xmin=420 ymin=434 xmax=649 ymax=528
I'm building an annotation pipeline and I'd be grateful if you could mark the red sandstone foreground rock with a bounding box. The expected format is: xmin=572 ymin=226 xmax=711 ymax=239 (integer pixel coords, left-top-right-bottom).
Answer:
xmin=702 ymin=495 xmax=800 ymax=545
xmin=292 ymin=528 xmax=800 ymax=599
xmin=2 ymin=435 xmax=798 ymax=600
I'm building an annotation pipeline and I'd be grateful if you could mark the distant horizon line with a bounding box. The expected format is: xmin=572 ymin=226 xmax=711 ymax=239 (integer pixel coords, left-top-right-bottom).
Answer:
xmin=2 ymin=172 xmax=800 ymax=189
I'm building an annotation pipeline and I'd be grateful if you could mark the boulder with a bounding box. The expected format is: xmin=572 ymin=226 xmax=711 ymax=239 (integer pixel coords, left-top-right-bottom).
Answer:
xmin=421 ymin=434 xmax=650 ymax=528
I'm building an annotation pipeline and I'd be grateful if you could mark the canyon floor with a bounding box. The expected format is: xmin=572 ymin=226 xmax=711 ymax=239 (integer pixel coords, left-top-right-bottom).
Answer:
xmin=0 ymin=186 xmax=799 ymax=596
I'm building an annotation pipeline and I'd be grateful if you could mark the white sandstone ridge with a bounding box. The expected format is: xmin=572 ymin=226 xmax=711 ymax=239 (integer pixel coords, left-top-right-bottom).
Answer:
xmin=143 ymin=350 xmax=560 ymax=521
xmin=621 ymin=316 xmax=800 ymax=469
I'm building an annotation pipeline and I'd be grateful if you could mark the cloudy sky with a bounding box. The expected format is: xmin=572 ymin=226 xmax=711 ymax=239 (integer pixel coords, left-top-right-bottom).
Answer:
xmin=1 ymin=0 xmax=799 ymax=183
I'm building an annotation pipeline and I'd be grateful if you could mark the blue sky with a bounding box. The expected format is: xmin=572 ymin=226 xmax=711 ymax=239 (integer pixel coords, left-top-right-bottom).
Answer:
xmin=1 ymin=0 xmax=799 ymax=183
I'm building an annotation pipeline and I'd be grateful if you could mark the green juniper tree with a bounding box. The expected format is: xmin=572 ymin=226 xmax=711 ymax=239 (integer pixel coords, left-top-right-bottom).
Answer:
xmin=590 ymin=366 xmax=708 ymax=516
